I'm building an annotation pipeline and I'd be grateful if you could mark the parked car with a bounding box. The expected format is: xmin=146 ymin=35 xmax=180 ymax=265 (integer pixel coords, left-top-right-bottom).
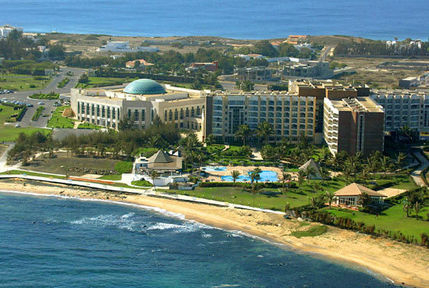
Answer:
xmin=38 ymin=102 xmax=45 ymax=105
xmin=15 ymin=124 xmax=21 ymax=128
xmin=26 ymin=103 xmax=34 ymax=107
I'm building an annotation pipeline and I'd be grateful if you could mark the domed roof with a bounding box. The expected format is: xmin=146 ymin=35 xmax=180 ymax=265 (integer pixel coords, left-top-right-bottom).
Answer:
xmin=123 ymin=79 xmax=166 ymax=95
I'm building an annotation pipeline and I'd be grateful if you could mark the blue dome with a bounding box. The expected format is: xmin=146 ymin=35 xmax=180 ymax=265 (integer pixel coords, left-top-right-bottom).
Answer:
xmin=123 ymin=79 xmax=166 ymax=95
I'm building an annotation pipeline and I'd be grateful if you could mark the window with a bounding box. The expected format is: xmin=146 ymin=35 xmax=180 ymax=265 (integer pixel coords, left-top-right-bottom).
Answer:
xmin=134 ymin=110 xmax=139 ymax=121
xmin=191 ymin=107 xmax=195 ymax=117
xmin=180 ymin=109 xmax=184 ymax=119
xmin=141 ymin=109 xmax=145 ymax=121
xmin=174 ymin=109 xmax=178 ymax=120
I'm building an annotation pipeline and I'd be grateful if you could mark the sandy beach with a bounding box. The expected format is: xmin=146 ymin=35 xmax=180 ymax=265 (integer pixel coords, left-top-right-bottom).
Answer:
xmin=0 ymin=179 xmax=428 ymax=288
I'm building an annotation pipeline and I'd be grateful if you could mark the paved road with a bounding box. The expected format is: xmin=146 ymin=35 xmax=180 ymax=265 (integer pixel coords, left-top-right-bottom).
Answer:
xmin=1 ymin=67 xmax=86 ymax=128
xmin=411 ymin=150 xmax=429 ymax=187
xmin=320 ymin=45 xmax=335 ymax=62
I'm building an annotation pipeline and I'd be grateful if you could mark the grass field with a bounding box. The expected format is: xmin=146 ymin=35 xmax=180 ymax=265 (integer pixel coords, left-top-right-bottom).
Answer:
xmin=26 ymin=153 xmax=122 ymax=176
xmin=75 ymin=77 xmax=137 ymax=88
xmin=47 ymin=106 xmax=75 ymax=128
xmin=0 ymin=74 xmax=51 ymax=91
xmin=0 ymin=104 xmax=49 ymax=142
xmin=324 ymin=203 xmax=429 ymax=242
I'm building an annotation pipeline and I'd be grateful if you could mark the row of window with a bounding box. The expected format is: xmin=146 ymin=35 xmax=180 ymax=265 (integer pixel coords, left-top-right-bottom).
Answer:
xmin=163 ymin=106 xmax=204 ymax=122
xmin=77 ymin=102 xmax=120 ymax=120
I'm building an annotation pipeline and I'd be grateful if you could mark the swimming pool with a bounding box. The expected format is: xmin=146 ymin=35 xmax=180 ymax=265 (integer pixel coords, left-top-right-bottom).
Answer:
xmin=221 ymin=170 xmax=278 ymax=182
xmin=202 ymin=166 xmax=227 ymax=172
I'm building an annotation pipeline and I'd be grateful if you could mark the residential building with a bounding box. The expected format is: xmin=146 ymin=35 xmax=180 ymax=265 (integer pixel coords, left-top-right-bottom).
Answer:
xmin=399 ymin=76 xmax=419 ymax=89
xmin=70 ymin=79 xmax=206 ymax=132
xmin=323 ymin=97 xmax=384 ymax=156
xmin=97 ymin=41 xmax=159 ymax=53
xmin=334 ymin=183 xmax=386 ymax=208
xmin=234 ymin=67 xmax=275 ymax=82
xmin=370 ymin=90 xmax=429 ymax=137
xmin=0 ymin=25 xmax=22 ymax=39
xmin=205 ymin=91 xmax=317 ymax=143
xmin=283 ymin=61 xmax=333 ymax=79
xmin=125 ymin=59 xmax=154 ymax=69
xmin=186 ymin=61 xmax=218 ymax=72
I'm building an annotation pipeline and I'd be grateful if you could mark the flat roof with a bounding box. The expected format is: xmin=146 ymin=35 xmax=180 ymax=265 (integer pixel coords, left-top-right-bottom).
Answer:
xmin=328 ymin=97 xmax=383 ymax=113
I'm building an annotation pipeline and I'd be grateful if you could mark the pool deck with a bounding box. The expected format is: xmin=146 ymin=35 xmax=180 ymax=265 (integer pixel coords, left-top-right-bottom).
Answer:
xmin=203 ymin=165 xmax=297 ymax=182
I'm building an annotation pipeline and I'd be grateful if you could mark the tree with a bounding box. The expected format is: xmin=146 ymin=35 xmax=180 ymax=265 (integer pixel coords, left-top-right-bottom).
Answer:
xmin=231 ymin=170 xmax=240 ymax=184
xmin=298 ymin=169 xmax=305 ymax=185
xmin=325 ymin=190 xmax=335 ymax=208
xmin=256 ymin=122 xmax=274 ymax=145
xmin=205 ymin=134 xmax=215 ymax=146
xmin=235 ymin=124 xmax=251 ymax=146
xmin=150 ymin=170 xmax=160 ymax=188
xmin=48 ymin=44 xmax=65 ymax=60
xmin=281 ymin=172 xmax=291 ymax=194
xmin=78 ymin=73 xmax=89 ymax=84
xmin=305 ymin=166 xmax=316 ymax=182
xmin=236 ymin=80 xmax=254 ymax=92
xmin=396 ymin=152 xmax=407 ymax=168
xmin=403 ymin=196 xmax=412 ymax=217
xmin=254 ymin=40 xmax=278 ymax=57
xmin=358 ymin=192 xmax=372 ymax=210
xmin=309 ymin=194 xmax=326 ymax=209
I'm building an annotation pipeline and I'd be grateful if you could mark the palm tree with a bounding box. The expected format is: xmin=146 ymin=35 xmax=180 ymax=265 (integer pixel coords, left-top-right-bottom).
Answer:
xmin=235 ymin=124 xmax=251 ymax=146
xmin=325 ymin=190 xmax=335 ymax=208
xmin=231 ymin=170 xmax=240 ymax=184
xmin=281 ymin=172 xmax=291 ymax=194
xmin=396 ymin=152 xmax=407 ymax=169
xmin=252 ymin=168 xmax=262 ymax=183
xmin=298 ymin=169 xmax=305 ymax=185
xmin=150 ymin=170 xmax=160 ymax=188
xmin=403 ymin=197 xmax=411 ymax=217
xmin=256 ymin=122 xmax=274 ymax=145
xmin=250 ymin=168 xmax=261 ymax=194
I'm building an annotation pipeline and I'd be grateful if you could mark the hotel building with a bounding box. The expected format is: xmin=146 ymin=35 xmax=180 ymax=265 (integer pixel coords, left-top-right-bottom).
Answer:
xmin=323 ymin=97 xmax=385 ymax=156
xmin=205 ymin=91 xmax=317 ymax=143
xmin=370 ymin=90 xmax=429 ymax=138
xmin=70 ymin=79 xmax=206 ymax=132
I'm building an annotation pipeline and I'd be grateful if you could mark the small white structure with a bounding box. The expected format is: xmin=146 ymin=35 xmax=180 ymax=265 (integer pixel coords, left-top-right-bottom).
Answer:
xmin=133 ymin=150 xmax=185 ymax=186
xmin=0 ymin=25 xmax=23 ymax=39
xmin=97 ymin=41 xmax=159 ymax=53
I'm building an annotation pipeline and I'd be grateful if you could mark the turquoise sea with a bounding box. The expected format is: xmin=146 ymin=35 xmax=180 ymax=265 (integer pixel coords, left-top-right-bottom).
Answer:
xmin=0 ymin=191 xmax=401 ymax=287
xmin=0 ymin=0 xmax=428 ymax=40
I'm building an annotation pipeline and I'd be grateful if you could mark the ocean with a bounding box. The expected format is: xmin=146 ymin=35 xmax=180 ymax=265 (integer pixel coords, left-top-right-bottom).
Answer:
xmin=0 ymin=191 xmax=401 ymax=288
xmin=0 ymin=0 xmax=428 ymax=40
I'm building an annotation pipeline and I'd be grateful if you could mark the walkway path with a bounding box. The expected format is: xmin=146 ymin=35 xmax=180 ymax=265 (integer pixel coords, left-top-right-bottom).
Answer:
xmin=410 ymin=150 xmax=429 ymax=187
xmin=0 ymin=173 xmax=284 ymax=215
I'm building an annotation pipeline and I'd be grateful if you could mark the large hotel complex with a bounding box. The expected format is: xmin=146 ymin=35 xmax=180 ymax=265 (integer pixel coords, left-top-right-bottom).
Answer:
xmin=70 ymin=78 xmax=429 ymax=156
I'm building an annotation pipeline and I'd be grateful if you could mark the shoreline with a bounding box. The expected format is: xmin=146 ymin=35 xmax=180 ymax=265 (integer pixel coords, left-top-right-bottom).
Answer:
xmin=0 ymin=180 xmax=428 ymax=287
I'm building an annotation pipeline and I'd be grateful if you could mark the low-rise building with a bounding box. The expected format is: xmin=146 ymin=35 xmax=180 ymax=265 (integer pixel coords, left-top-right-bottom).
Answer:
xmin=97 ymin=41 xmax=159 ymax=53
xmin=283 ymin=61 xmax=333 ymax=79
xmin=234 ymin=67 xmax=275 ymax=82
xmin=70 ymin=79 xmax=206 ymax=132
xmin=323 ymin=97 xmax=384 ymax=156
xmin=186 ymin=61 xmax=218 ymax=72
xmin=125 ymin=59 xmax=154 ymax=69
xmin=334 ymin=183 xmax=386 ymax=208
xmin=0 ymin=25 xmax=22 ymax=39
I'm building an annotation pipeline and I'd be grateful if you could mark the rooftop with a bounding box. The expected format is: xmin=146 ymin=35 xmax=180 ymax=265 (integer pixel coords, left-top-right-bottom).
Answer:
xmin=123 ymin=79 xmax=166 ymax=95
xmin=335 ymin=183 xmax=386 ymax=197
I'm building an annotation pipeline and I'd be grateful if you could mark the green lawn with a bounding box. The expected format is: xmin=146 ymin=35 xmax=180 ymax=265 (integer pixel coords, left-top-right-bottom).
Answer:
xmin=77 ymin=122 xmax=102 ymax=130
xmin=0 ymin=74 xmax=51 ymax=91
xmin=0 ymin=104 xmax=49 ymax=142
xmin=324 ymin=203 xmax=429 ymax=242
xmin=57 ymin=77 xmax=70 ymax=88
xmin=75 ymin=77 xmax=137 ymax=88
xmin=31 ymin=106 xmax=45 ymax=121
xmin=165 ymin=179 xmax=347 ymax=211
xmin=47 ymin=106 xmax=75 ymax=128
xmin=99 ymin=174 xmax=122 ymax=180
